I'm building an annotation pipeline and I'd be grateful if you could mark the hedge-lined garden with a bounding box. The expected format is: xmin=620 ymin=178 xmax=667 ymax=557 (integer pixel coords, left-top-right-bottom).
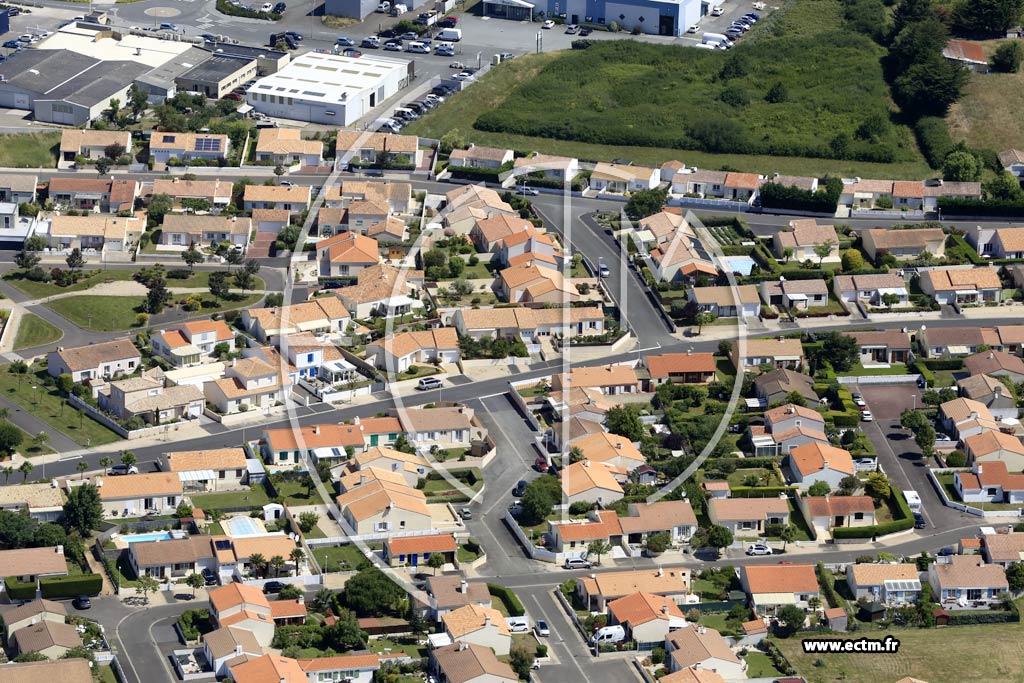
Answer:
xmin=5 ymin=573 xmax=103 ymax=599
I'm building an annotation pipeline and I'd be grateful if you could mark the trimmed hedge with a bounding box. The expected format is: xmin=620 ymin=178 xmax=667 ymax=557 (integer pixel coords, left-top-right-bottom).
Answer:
xmin=831 ymin=488 xmax=913 ymax=539
xmin=729 ymin=486 xmax=795 ymax=498
xmin=922 ymin=358 xmax=964 ymax=371
xmin=759 ymin=178 xmax=842 ymax=214
xmin=914 ymin=116 xmax=955 ymax=169
xmin=915 ymin=360 xmax=936 ymax=385
xmin=5 ymin=573 xmax=103 ymax=599
xmin=947 ymin=608 xmax=1019 ymax=625
xmin=938 ymin=197 xmax=1024 ymax=217
xmin=487 ymin=583 xmax=525 ymax=617
xmin=832 ymin=413 xmax=861 ymax=428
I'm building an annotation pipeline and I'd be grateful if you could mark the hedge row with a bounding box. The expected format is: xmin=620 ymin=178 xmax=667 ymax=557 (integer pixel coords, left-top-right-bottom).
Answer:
xmin=831 ymin=488 xmax=913 ymax=539
xmin=487 ymin=583 xmax=525 ymax=617
xmin=5 ymin=573 xmax=103 ymax=599
xmin=914 ymin=116 xmax=955 ymax=169
xmin=938 ymin=197 xmax=1024 ymax=217
xmin=729 ymin=486 xmax=795 ymax=498
xmin=832 ymin=413 xmax=861 ymax=428
xmin=947 ymin=609 xmax=1019 ymax=625
xmin=922 ymin=358 xmax=964 ymax=371
xmin=915 ymin=361 xmax=936 ymax=385
xmin=759 ymin=178 xmax=842 ymax=214
xmin=426 ymin=468 xmax=483 ymax=485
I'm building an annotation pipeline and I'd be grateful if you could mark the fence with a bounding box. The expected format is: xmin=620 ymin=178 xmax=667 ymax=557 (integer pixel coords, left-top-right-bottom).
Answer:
xmin=305 ymin=527 xmax=468 ymax=547
xmin=836 ymin=374 xmax=921 ymax=385
xmin=850 ymin=208 xmax=925 ymax=219
xmin=667 ymin=195 xmax=751 ymax=212
xmin=926 ymin=466 xmax=1020 ymax=518
xmin=68 ymin=394 xmax=189 ymax=440
xmin=502 ymin=510 xmax=560 ymax=563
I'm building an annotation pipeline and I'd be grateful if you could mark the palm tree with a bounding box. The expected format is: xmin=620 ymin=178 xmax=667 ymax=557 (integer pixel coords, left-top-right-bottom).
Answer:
xmin=587 ymin=540 xmax=612 ymax=566
xmin=289 ymin=548 xmax=304 ymax=576
xmin=248 ymin=553 xmax=267 ymax=579
xmin=76 ymin=461 xmax=88 ymax=480
xmin=33 ymin=431 xmax=49 ymax=452
xmin=18 ymin=460 xmax=33 ymax=482
xmin=269 ymin=555 xmax=286 ymax=578
xmin=99 ymin=456 xmax=113 ymax=474
xmin=2 ymin=466 xmax=12 ymax=485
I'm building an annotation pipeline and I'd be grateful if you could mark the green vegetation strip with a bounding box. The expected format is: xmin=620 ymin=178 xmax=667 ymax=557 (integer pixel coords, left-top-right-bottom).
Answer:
xmin=12 ymin=313 xmax=62 ymax=351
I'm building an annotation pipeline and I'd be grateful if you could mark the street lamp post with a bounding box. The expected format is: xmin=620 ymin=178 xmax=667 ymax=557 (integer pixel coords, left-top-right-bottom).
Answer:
xmin=911 ymin=394 xmax=916 ymax=411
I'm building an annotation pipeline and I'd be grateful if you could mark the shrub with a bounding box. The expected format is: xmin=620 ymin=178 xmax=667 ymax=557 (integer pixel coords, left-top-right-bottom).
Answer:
xmin=759 ymin=178 xmax=843 ymax=214
xmin=568 ymin=501 xmax=592 ymax=515
xmin=914 ymin=117 xmax=955 ymax=169
xmin=487 ymin=584 xmax=525 ymax=617
xmin=7 ymin=573 xmax=103 ymax=599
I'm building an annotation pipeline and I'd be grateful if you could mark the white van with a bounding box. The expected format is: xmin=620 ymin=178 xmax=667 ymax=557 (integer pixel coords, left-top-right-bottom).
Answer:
xmin=702 ymin=32 xmax=729 ymax=45
xmin=694 ymin=42 xmax=717 ymax=50
xmin=437 ymin=28 xmax=462 ymax=42
xmin=590 ymin=625 xmax=626 ymax=645
xmin=406 ymin=41 xmax=429 ymax=53
xmin=376 ymin=1 xmax=390 ymax=11
xmin=416 ymin=377 xmax=443 ymax=391
xmin=903 ymin=490 xmax=922 ymax=512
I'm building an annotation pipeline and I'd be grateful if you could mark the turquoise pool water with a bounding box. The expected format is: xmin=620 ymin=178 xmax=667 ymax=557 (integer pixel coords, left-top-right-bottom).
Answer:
xmin=121 ymin=532 xmax=173 ymax=544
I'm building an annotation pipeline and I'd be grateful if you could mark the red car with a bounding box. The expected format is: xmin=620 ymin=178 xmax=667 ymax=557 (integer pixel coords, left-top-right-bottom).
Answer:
xmin=224 ymin=93 xmax=242 ymax=101
xmin=534 ymin=457 xmax=549 ymax=472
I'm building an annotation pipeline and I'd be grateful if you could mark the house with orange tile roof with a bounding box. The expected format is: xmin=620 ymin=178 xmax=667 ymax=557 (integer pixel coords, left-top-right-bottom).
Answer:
xmin=798 ymin=495 xmax=875 ymax=535
xmin=572 ymin=432 xmax=646 ymax=471
xmin=723 ymin=171 xmax=763 ymax=201
xmin=383 ymin=533 xmax=457 ymax=568
xmin=589 ymin=162 xmax=659 ymax=194
xmin=396 ymin=405 xmax=484 ymax=448
xmin=939 ymin=397 xmax=997 ymax=437
xmin=202 ymin=626 xmax=263 ymax=678
xmin=688 ymin=284 xmax=761 ymax=320
xmin=59 ymin=130 xmax=132 ymax=169
xmin=928 ymin=555 xmax=1008 ymax=608
xmin=955 ymin=461 xmax=1024 ymax=504
xmin=49 ymin=177 xmax=139 ymax=213
xmin=255 ymin=128 xmax=324 ymax=167
xmin=97 ymin=471 xmax=183 ymax=518
xmin=348 ymin=445 xmax=430 ymax=485
xmin=152 ymin=319 xmax=236 ymax=367
xmin=496 ymin=226 xmax=564 ymax=270
xmin=430 ymin=642 xmax=517 ymax=683
xmin=561 ymin=459 xmax=625 ymax=506
xmin=335 ymin=131 xmax=421 ymax=169
xmin=452 ymin=306 xmax=605 ymax=342
xmin=203 ymin=357 xmax=285 ymax=416
xmin=333 ymin=263 xmax=424 ymax=320
xmin=241 ymin=298 xmax=351 ymax=344
xmin=707 ymin=497 xmax=789 ymax=536
xmin=243 ymin=184 xmax=311 ymax=214
xmin=365 ymin=327 xmax=460 ymax=374
xmin=449 ymin=144 xmax=513 ymax=170
xmin=150 ymin=132 xmax=230 ymax=165
xmin=607 ymin=592 xmax=686 ymax=646
xmin=551 ymin=364 xmax=641 ymax=396
xmin=773 ymin=219 xmax=839 ymax=263
xmin=861 ymin=228 xmax=946 ymax=263
xmin=633 ymin=211 xmax=692 ymax=251
xmin=643 ymin=352 xmax=716 ymax=386
xmin=152 ymin=177 xmax=233 ymax=210
xmin=497 ymin=261 xmax=578 ymax=304
xmin=322 ymin=180 xmax=412 ymax=222
xmin=919 ymin=267 xmax=1002 ymax=305
xmin=739 ymin=564 xmax=820 ymax=614
xmin=964 ymin=430 xmax=1024 ymax=471
xmin=759 ymin=277 xmax=829 ymax=311
xmin=671 ymin=169 xmax=727 ymax=197
xmin=547 ymin=509 xmax=622 ymax=555
xmin=297 ymin=653 xmax=397 ymax=683
xmin=262 ymin=423 xmax=364 ymax=468
xmin=958 ymin=373 xmax=1016 ymax=419
xmin=649 ymin=231 xmax=718 ymax=283
xmin=469 ymin=213 xmax=533 ymax=253
xmin=441 ymin=604 xmax=511 ymax=655
xmin=618 ymin=500 xmax=698 ymax=546
xmin=99 ymin=369 xmax=197 ymax=427
xmin=967 ymin=225 xmax=1024 ymax=260
xmin=845 ymin=329 xmax=913 ymax=365
xmin=129 ymin=535 xmax=216 ymax=580
xmin=0 ymin=547 xmax=69 ymax=584
xmin=786 ymin=442 xmax=855 ymax=490
xmin=158 ymin=214 xmax=251 ymax=252
xmin=845 ymin=563 xmax=921 ymax=604
xmin=335 ymin=478 xmax=432 ymax=535
xmin=664 ymin=623 xmax=745 ymax=680
xmin=839 ymin=178 xmax=894 ymax=209
xmin=315 ymin=232 xmax=380 ymax=277
xmin=230 ymin=653 xmax=306 ymax=683
xmin=576 ymin=567 xmax=691 ymax=612
xmin=162 ymin=447 xmax=248 ymax=492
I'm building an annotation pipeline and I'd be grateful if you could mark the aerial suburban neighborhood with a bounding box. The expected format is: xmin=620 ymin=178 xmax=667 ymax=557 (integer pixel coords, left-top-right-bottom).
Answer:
xmin=0 ymin=1 xmax=1021 ymax=683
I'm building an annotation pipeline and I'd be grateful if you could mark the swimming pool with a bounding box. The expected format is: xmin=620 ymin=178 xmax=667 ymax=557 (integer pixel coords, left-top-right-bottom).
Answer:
xmin=223 ymin=516 xmax=266 ymax=537
xmin=121 ymin=532 xmax=173 ymax=544
xmin=723 ymin=256 xmax=757 ymax=276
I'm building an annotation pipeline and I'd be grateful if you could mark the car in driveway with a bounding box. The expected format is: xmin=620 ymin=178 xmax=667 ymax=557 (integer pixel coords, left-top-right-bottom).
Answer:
xmin=746 ymin=542 xmax=772 ymax=556
xmin=202 ymin=568 xmax=219 ymax=585
xmin=72 ymin=595 xmax=92 ymax=610
xmin=534 ymin=456 xmax=549 ymax=472
xmin=459 ymin=507 xmax=472 ymax=520
xmin=579 ymin=27 xmax=592 ymax=36
xmin=564 ymin=557 xmax=592 ymax=569
xmin=687 ymin=23 xmax=700 ymax=33
xmin=542 ymin=19 xmax=555 ymax=28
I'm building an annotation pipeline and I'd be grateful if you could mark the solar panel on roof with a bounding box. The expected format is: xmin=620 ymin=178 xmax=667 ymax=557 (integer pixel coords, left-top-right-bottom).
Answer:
xmin=194 ymin=137 xmax=222 ymax=152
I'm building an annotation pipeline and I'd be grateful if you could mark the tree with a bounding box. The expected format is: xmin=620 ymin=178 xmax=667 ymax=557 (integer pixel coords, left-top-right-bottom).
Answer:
xmin=137 ymin=574 xmax=160 ymax=604
xmin=953 ymin=0 xmax=1024 ymax=36
xmin=104 ymin=143 xmax=126 ymax=161
xmin=915 ymin=422 xmax=937 ymax=458
xmin=519 ymin=475 xmax=561 ymax=526
xmin=438 ymin=128 xmax=466 ymax=154
xmin=290 ymin=547 xmax=305 ymax=575
xmin=225 ymin=248 xmax=245 ymax=270
xmin=99 ymin=456 xmax=113 ymax=474
xmin=95 ymin=157 xmax=112 ymax=176
xmin=2 ymin=466 xmax=12 ymax=485
xmin=76 ymin=461 xmax=89 ymax=480
xmin=782 ymin=247 xmax=794 ymax=263
xmin=865 ymin=472 xmax=892 ymax=500
xmin=645 ymin=532 xmax=671 ymax=555
xmin=841 ymin=249 xmax=865 ymax=272
xmin=120 ymin=450 xmax=137 ymax=468
xmin=148 ymin=194 xmax=173 ymax=225
xmin=816 ymin=332 xmax=859 ymax=373
xmin=208 ymin=271 xmax=230 ymax=299
xmin=765 ymin=81 xmax=788 ymax=103
xmin=509 ymin=645 xmax=536 ymax=679
xmin=298 ymin=511 xmax=319 ymax=533
xmin=18 ymin=459 xmax=33 ymax=482
xmin=704 ymin=525 xmax=734 ymax=556
xmin=694 ymin=311 xmax=717 ymax=335
xmin=274 ymin=164 xmax=286 ymax=179
xmin=785 ymin=390 xmax=807 ymax=407
xmin=269 ymin=554 xmax=287 ymax=577
xmin=33 ymin=522 xmax=66 ymax=549
xmin=624 ymin=188 xmax=668 ymax=220
xmin=777 ymin=604 xmax=807 ymax=634
xmin=894 ymin=55 xmax=968 ymax=117
xmin=56 ymin=373 xmax=74 ymax=396
xmin=992 ymin=40 xmax=1024 ymax=72
xmin=426 ymin=552 xmax=445 ymax=575
xmin=322 ymin=609 xmax=367 ymax=651
xmin=1008 ymin=562 xmax=1024 ymax=594
xmin=180 ymin=246 xmax=204 ymax=272
xmin=0 ymin=509 xmax=37 ymax=547
xmin=340 ymin=567 xmax=405 ymax=616
xmin=185 ymin=572 xmax=204 ymax=598
xmin=145 ymin=277 xmax=171 ymax=314
xmin=104 ymin=98 xmax=121 ymax=125
xmin=779 ymin=524 xmax=798 ymax=550
xmin=881 ymin=292 xmax=901 ymax=309
xmin=605 ymin=404 xmax=645 ymax=441
xmin=62 ymin=483 xmax=103 ymax=535
xmin=65 ymin=248 xmax=86 ymax=271
xmin=587 ymin=540 xmax=612 ymax=565
xmin=808 ymin=481 xmax=831 ymax=497
xmin=14 ymin=249 xmax=40 ymax=270
xmin=814 ymin=240 xmax=836 ymax=266
xmin=889 ymin=15 xmax=949 ymax=73
xmin=234 ymin=269 xmax=255 ymax=295
xmin=127 ymin=83 xmax=148 ymax=120
xmin=248 ymin=553 xmax=268 ymax=578
xmin=312 ymin=588 xmax=335 ymax=613
xmin=943 ymin=150 xmax=983 ymax=182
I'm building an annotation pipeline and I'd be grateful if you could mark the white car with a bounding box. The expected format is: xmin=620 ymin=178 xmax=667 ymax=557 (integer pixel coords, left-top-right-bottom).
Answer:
xmin=534 ymin=620 xmax=550 ymax=637
xmin=854 ymin=397 xmax=867 ymax=408
xmin=711 ymin=6 xmax=724 ymax=15
xmin=261 ymin=2 xmax=273 ymax=11
xmin=746 ymin=543 xmax=772 ymax=556
xmin=687 ymin=23 xmax=700 ymax=33
xmin=753 ymin=1 xmax=766 ymax=9
xmin=508 ymin=621 xmax=529 ymax=634
xmin=860 ymin=410 xmax=874 ymax=422
xmin=453 ymin=71 xmax=473 ymax=81
xmin=542 ymin=20 xmax=555 ymax=29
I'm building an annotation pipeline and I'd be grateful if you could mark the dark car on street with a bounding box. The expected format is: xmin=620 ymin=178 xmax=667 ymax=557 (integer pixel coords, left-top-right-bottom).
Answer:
xmin=72 ymin=595 xmax=92 ymax=610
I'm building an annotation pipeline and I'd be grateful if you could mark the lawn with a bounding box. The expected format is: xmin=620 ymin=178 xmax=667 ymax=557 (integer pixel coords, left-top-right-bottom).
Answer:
xmin=406 ymin=2 xmax=930 ymax=179
xmin=457 ymin=542 xmax=481 ymax=563
xmin=312 ymin=544 xmax=374 ymax=572
xmin=45 ymin=296 xmax=142 ymax=332
xmin=367 ymin=637 xmax=427 ymax=659
xmin=13 ymin=313 xmax=62 ymax=351
xmin=775 ymin=623 xmax=1024 ymax=683
xmin=948 ymin=39 xmax=1024 ymax=152
xmin=0 ymin=365 xmax=121 ymax=446
xmin=743 ymin=651 xmax=783 ymax=678
xmin=0 ymin=132 xmax=61 ymax=167
xmin=191 ymin=485 xmax=272 ymax=511
xmin=95 ymin=665 xmax=118 ymax=683
xmin=273 ymin=478 xmax=327 ymax=506
xmin=725 ymin=468 xmax=782 ymax=488
xmin=838 ymin=363 xmax=910 ymax=377
xmin=3 ymin=269 xmax=135 ymax=299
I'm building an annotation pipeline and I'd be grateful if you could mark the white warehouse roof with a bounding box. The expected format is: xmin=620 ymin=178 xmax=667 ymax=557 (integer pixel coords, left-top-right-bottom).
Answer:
xmin=247 ymin=51 xmax=408 ymax=107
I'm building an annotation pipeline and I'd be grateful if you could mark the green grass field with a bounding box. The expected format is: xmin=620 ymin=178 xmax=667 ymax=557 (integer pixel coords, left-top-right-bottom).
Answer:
xmin=776 ymin=623 xmax=1024 ymax=683
xmin=45 ymin=296 xmax=142 ymax=332
xmin=948 ymin=39 xmax=1024 ymax=152
xmin=3 ymin=269 xmax=135 ymax=300
xmin=0 ymin=132 xmax=61 ymax=167
xmin=407 ymin=1 xmax=930 ymax=178
xmin=12 ymin=313 xmax=62 ymax=351
xmin=0 ymin=365 xmax=121 ymax=446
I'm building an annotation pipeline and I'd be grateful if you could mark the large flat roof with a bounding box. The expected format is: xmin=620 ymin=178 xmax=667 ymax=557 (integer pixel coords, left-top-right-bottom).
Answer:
xmin=248 ymin=51 xmax=408 ymax=107
xmin=37 ymin=24 xmax=196 ymax=67
xmin=178 ymin=54 xmax=253 ymax=84
xmin=0 ymin=50 xmax=149 ymax=107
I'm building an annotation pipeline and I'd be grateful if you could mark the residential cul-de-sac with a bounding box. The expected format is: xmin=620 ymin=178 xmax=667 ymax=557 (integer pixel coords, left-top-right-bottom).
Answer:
xmin=0 ymin=2 xmax=1019 ymax=683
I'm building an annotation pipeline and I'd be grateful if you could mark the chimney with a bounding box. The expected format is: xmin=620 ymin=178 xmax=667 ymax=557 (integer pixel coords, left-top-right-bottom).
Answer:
xmin=615 ymin=442 xmax=622 ymax=450
xmin=235 ymin=644 xmax=243 ymax=656
xmin=662 ymin=605 xmax=670 ymax=615
xmin=460 ymin=580 xmax=468 ymax=594
xmin=971 ymin=411 xmax=979 ymax=420
xmin=314 ymin=425 xmax=320 ymax=435
xmin=977 ymin=464 xmax=983 ymax=474
xmin=484 ymin=615 xmax=490 ymax=627
xmin=989 ymin=352 xmax=994 ymax=359
xmin=583 ymin=459 xmax=590 ymax=468
xmin=822 ymin=460 xmax=830 ymax=470
xmin=995 ymin=385 xmax=1003 ymax=397
xmin=297 ymin=595 xmax=304 ymax=605
xmin=459 ymin=642 xmax=468 ymax=652
xmin=657 ymin=568 xmax=663 ymax=577
xmin=56 ymin=545 xmax=64 ymax=555
xmin=360 ymin=474 xmax=366 ymax=485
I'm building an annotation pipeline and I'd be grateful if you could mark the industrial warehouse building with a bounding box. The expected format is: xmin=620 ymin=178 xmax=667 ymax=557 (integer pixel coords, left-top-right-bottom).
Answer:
xmin=245 ymin=52 xmax=412 ymax=126
xmin=490 ymin=0 xmax=701 ymax=36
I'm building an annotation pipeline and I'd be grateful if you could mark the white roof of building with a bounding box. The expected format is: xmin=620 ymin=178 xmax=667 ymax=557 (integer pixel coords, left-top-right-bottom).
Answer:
xmin=248 ymin=52 xmax=408 ymax=107
xmin=38 ymin=25 xmax=198 ymax=67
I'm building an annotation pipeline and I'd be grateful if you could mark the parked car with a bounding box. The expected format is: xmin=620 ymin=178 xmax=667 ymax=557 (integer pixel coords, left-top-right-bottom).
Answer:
xmin=260 ymin=3 xmax=274 ymax=11
xmin=159 ymin=22 xmax=178 ymax=31
xmin=384 ymin=40 xmax=402 ymax=51
xmin=516 ymin=186 xmax=539 ymax=196
xmin=564 ymin=557 xmax=592 ymax=569
xmin=379 ymin=28 xmax=398 ymax=38
xmin=535 ymin=619 xmax=550 ymax=637
xmin=565 ymin=24 xmax=579 ymax=34
xmin=913 ymin=513 xmax=926 ymax=529
xmin=435 ymin=46 xmax=454 ymax=56
xmin=2 ymin=40 xmax=20 ymax=49
xmin=285 ymin=31 xmax=303 ymax=41
xmin=854 ymin=397 xmax=867 ymax=407
xmin=262 ymin=581 xmax=286 ymax=594
xmin=459 ymin=507 xmax=472 ymax=520
xmin=361 ymin=36 xmax=381 ymax=48
xmin=542 ymin=19 xmax=555 ymax=28
xmin=711 ymin=5 xmax=724 ymax=15
xmin=578 ymin=27 xmax=591 ymax=36
xmin=273 ymin=2 xmax=286 ymax=12
xmin=453 ymin=71 xmax=473 ymax=81
xmin=513 ymin=479 xmax=527 ymax=497
xmin=860 ymin=410 xmax=874 ymax=422
xmin=336 ymin=36 xmax=355 ymax=46
xmin=534 ymin=456 xmax=549 ymax=472
xmin=935 ymin=433 xmax=952 ymax=441
xmin=746 ymin=542 xmax=772 ymax=556
xmin=72 ymin=595 xmax=92 ymax=610
xmin=401 ymin=31 xmax=419 ymax=40
xmin=687 ymin=23 xmax=700 ymax=33
xmin=202 ymin=568 xmax=219 ymax=586
xmin=110 ymin=464 xmax=139 ymax=475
